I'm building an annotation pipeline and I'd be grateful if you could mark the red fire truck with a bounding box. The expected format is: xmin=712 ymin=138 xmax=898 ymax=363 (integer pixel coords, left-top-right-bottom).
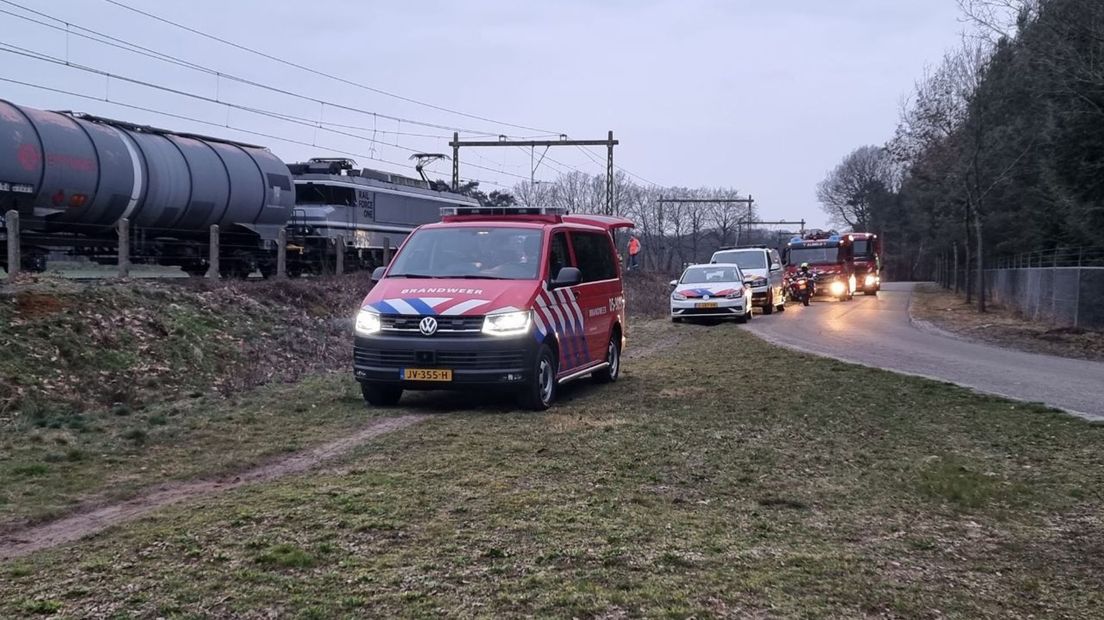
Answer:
xmin=783 ymin=230 xmax=856 ymax=301
xmin=848 ymin=232 xmax=882 ymax=295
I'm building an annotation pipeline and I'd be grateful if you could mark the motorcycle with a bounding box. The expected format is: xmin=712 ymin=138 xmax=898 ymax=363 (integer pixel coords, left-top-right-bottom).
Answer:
xmin=787 ymin=272 xmax=814 ymax=306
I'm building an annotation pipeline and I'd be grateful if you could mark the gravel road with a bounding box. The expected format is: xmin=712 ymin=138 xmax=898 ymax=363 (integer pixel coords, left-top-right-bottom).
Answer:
xmin=745 ymin=282 xmax=1104 ymax=420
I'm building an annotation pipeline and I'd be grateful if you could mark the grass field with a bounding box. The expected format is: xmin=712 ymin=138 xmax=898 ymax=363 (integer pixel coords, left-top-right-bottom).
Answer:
xmin=3 ymin=320 xmax=1104 ymax=618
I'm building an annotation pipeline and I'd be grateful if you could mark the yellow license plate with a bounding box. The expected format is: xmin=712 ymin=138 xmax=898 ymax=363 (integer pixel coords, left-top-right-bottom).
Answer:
xmin=695 ymin=302 xmax=719 ymax=309
xmin=402 ymin=368 xmax=453 ymax=381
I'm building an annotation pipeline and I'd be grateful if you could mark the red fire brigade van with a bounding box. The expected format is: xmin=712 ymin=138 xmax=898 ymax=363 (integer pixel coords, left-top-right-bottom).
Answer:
xmin=783 ymin=230 xmax=856 ymax=301
xmin=848 ymin=232 xmax=882 ymax=295
xmin=354 ymin=206 xmax=633 ymax=410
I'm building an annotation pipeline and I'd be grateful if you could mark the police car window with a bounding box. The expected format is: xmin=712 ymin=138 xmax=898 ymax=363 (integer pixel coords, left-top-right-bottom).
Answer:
xmin=712 ymin=250 xmax=767 ymax=270
xmin=388 ymin=227 xmax=543 ymax=280
xmin=548 ymin=232 xmax=571 ymax=279
xmin=681 ymin=266 xmax=741 ymax=283
xmin=570 ymin=232 xmax=617 ymax=282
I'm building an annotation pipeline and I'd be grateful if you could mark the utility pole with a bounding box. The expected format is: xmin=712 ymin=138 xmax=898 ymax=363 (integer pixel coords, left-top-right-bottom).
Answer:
xmin=450 ymin=133 xmax=620 ymax=214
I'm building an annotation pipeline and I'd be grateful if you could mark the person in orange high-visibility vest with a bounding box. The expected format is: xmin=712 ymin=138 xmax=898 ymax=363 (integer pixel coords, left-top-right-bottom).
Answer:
xmin=627 ymin=235 xmax=641 ymax=270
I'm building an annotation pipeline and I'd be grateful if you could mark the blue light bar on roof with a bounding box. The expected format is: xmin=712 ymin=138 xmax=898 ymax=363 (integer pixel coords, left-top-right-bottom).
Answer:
xmin=440 ymin=206 xmax=569 ymax=217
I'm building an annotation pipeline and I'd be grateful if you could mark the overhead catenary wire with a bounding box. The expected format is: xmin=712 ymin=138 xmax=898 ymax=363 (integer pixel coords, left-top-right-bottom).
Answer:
xmin=0 ymin=1 xmax=516 ymax=138
xmin=0 ymin=76 xmax=514 ymax=190
xmin=0 ymin=43 xmax=539 ymax=183
xmin=0 ymin=0 xmax=661 ymax=192
xmin=101 ymin=0 xmax=564 ymax=136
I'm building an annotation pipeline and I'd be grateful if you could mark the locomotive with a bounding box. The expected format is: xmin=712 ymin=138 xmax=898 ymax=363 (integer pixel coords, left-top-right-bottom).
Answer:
xmin=0 ymin=99 xmax=478 ymax=276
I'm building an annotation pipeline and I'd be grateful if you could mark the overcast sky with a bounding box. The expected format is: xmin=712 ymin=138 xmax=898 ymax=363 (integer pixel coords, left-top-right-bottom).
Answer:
xmin=1 ymin=0 xmax=967 ymax=228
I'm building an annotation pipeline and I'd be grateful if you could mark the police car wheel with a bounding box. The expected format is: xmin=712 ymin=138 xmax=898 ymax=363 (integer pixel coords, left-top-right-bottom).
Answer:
xmin=519 ymin=344 xmax=557 ymax=411
xmin=592 ymin=332 xmax=621 ymax=384
xmin=361 ymin=383 xmax=403 ymax=407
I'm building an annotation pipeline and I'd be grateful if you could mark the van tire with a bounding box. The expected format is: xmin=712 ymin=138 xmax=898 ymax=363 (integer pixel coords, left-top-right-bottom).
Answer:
xmin=592 ymin=331 xmax=621 ymax=384
xmin=361 ymin=383 xmax=402 ymax=407
xmin=519 ymin=343 xmax=557 ymax=411
xmin=763 ymin=291 xmax=774 ymax=315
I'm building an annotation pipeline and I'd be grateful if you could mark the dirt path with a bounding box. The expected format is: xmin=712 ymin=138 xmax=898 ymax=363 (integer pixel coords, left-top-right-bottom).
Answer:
xmin=0 ymin=415 xmax=426 ymax=561
xmin=0 ymin=319 xmax=675 ymax=562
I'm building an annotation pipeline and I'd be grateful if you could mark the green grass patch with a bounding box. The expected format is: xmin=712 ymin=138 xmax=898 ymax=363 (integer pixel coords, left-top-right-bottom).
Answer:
xmin=2 ymin=320 xmax=1104 ymax=618
xmin=0 ymin=374 xmax=374 ymax=530
xmin=254 ymin=544 xmax=317 ymax=569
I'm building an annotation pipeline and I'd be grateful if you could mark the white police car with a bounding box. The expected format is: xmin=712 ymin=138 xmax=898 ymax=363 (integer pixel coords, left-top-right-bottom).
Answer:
xmin=670 ymin=263 xmax=754 ymax=323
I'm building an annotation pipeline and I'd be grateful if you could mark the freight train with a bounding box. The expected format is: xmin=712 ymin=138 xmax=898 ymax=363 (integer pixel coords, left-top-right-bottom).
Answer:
xmin=0 ymin=100 xmax=479 ymax=276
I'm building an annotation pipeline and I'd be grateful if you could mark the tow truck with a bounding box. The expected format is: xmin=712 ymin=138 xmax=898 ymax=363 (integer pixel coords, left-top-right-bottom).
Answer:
xmin=783 ymin=230 xmax=856 ymax=301
xmin=848 ymin=232 xmax=882 ymax=295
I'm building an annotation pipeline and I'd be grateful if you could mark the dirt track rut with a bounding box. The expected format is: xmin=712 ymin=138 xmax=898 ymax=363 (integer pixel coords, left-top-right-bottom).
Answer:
xmin=0 ymin=415 xmax=425 ymax=561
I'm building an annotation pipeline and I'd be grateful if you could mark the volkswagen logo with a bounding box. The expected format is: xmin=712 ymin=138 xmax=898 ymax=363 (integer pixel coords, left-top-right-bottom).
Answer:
xmin=419 ymin=316 xmax=438 ymax=336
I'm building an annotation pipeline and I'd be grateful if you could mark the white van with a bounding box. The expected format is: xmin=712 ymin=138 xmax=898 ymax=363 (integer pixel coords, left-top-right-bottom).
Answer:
xmin=709 ymin=246 xmax=786 ymax=314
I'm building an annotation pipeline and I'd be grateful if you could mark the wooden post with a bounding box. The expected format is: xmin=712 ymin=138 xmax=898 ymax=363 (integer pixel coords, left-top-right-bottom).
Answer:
xmin=117 ymin=218 xmax=130 ymax=279
xmin=335 ymin=235 xmax=345 ymax=275
xmin=206 ymin=224 xmax=219 ymax=279
xmin=382 ymin=236 xmax=391 ymax=266
xmin=276 ymin=228 xmax=287 ymax=279
xmin=5 ymin=210 xmax=19 ymax=280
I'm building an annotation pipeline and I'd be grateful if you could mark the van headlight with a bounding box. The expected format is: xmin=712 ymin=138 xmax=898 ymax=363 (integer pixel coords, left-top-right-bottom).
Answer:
xmin=865 ymin=274 xmax=877 ymax=286
xmin=482 ymin=310 xmax=532 ymax=336
xmin=355 ymin=309 xmax=381 ymax=335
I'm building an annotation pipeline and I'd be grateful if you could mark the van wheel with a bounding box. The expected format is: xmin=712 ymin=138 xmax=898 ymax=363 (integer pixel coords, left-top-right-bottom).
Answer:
xmin=592 ymin=332 xmax=621 ymax=384
xmin=763 ymin=291 xmax=774 ymax=315
xmin=519 ymin=343 xmax=557 ymax=411
xmin=361 ymin=383 xmax=402 ymax=407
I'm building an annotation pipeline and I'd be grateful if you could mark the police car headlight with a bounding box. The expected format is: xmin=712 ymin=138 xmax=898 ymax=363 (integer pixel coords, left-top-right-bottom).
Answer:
xmin=355 ymin=309 xmax=381 ymax=335
xmin=671 ymin=292 xmax=687 ymax=301
xmin=726 ymin=289 xmax=744 ymax=299
xmin=482 ymin=310 xmax=531 ymax=336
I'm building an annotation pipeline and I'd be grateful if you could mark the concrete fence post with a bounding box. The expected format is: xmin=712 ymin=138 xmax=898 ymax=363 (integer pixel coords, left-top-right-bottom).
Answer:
xmin=335 ymin=235 xmax=345 ymax=275
xmin=4 ymin=210 xmax=19 ymax=280
xmin=117 ymin=218 xmax=130 ymax=279
xmin=206 ymin=224 xmax=220 ymax=279
xmin=276 ymin=228 xmax=287 ymax=279
xmin=382 ymin=236 xmax=391 ymax=266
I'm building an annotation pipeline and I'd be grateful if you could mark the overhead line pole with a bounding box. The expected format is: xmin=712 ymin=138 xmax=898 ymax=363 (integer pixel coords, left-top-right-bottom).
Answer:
xmin=657 ymin=195 xmax=756 ymax=244
xmin=450 ymin=133 xmax=620 ymax=214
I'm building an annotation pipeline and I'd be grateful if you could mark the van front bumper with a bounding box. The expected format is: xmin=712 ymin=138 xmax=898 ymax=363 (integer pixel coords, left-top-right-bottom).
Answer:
xmin=353 ymin=333 xmax=539 ymax=389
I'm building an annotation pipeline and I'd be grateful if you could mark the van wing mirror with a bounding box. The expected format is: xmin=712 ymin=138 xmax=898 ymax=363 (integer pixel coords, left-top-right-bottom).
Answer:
xmin=371 ymin=266 xmax=387 ymax=282
xmin=552 ymin=266 xmax=582 ymax=288
xmin=771 ymin=263 xmax=782 ymax=271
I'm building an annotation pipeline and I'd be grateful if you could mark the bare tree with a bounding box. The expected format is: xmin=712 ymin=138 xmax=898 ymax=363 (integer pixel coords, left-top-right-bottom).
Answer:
xmin=816 ymin=146 xmax=898 ymax=230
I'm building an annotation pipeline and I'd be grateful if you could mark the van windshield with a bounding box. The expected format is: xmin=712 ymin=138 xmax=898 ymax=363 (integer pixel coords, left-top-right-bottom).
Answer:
xmin=712 ymin=250 xmax=767 ymax=270
xmin=387 ymin=227 xmax=543 ymax=280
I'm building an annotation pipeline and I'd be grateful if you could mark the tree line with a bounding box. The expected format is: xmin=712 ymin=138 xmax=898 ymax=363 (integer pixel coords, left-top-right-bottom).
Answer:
xmin=438 ymin=172 xmax=764 ymax=273
xmin=819 ymin=0 xmax=1104 ymax=310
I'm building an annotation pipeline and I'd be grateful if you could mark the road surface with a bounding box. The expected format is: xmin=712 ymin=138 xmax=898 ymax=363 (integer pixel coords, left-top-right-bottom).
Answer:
xmin=746 ymin=282 xmax=1104 ymax=420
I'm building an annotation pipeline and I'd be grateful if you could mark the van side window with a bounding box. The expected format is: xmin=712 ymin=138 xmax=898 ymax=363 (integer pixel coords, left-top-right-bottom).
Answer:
xmin=570 ymin=231 xmax=617 ymax=282
xmin=548 ymin=232 xmax=571 ymax=280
